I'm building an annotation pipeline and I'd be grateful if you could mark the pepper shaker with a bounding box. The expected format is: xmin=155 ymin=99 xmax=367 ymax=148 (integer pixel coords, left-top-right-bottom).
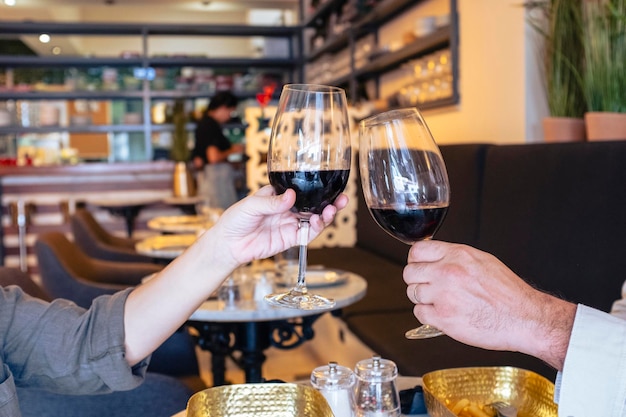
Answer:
xmin=311 ymin=361 xmax=356 ymax=417
xmin=354 ymin=355 xmax=400 ymax=417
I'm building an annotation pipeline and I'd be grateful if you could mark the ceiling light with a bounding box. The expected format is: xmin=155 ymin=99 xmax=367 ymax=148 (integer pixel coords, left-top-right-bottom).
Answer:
xmin=52 ymin=46 xmax=62 ymax=55
xmin=4 ymin=0 xmax=17 ymax=6
xmin=39 ymin=34 xmax=51 ymax=43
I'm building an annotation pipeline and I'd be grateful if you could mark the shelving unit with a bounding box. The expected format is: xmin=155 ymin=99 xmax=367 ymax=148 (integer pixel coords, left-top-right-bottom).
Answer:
xmin=0 ymin=2 xmax=460 ymax=161
xmin=328 ymin=25 xmax=451 ymax=85
xmin=303 ymin=0 xmax=459 ymax=108
xmin=305 ymin=0 xmax=418 ymax=59
xmin=0 ymin=55 xmax=296 ymax=69
xmin=0 ymin=21 xmax=302 ymax=161
xmin=0 ymin=125 xmax=145 ymax=135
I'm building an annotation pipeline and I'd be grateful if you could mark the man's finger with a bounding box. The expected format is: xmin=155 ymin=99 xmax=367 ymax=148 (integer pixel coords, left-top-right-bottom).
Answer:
xmin=408 ymin=240 xmax=455 ymax=263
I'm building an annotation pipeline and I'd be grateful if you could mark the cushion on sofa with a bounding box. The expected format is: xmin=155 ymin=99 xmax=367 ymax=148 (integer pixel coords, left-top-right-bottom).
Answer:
xmin=435 ymin=144 xmax=489 ymax=246
xmin=477 ymin=142 xmax=626 ymax=312
xmin=343 ymin=311 xmax=556 ymax=380
xmin=308 ymin=247 xmax=413 ymax=318
xmin=312 ymin=142 xmax=626 ymax=383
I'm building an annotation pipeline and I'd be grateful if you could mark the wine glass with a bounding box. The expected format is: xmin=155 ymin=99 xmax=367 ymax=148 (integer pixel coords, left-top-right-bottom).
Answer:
xmin=265 ymin=84 xmax=352 ymax=310
xmin=359 ymin=107 xmax=450 ymax=338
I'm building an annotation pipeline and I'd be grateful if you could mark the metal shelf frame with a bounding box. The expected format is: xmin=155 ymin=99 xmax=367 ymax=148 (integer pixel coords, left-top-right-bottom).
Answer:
xmin=0 ymin=122 xmax=246 ymax=135
xmin=0 ymin=56 xmax=298 ymax=69
xmin=0 ymin=21 xmax=300 ymax=37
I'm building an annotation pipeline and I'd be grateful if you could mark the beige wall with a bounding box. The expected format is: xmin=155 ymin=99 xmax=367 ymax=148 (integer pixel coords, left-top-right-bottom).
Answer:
xmin=379 ymin=0 xmax=548 ymax=145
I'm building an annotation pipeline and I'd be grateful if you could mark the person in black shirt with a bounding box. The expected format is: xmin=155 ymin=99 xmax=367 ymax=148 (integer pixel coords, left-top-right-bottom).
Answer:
xmin=192 ymin=91 xmax=245 ymax=209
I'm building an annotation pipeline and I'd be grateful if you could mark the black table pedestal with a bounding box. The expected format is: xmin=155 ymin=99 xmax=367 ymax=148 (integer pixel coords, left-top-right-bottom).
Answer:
xmin=188 ymin=314 xmax=325 ymax=386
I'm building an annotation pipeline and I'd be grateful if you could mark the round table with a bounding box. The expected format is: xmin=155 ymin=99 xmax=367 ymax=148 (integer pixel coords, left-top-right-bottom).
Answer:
xmin=190 ymin=272 xmax=366 ymax=323
xmin=187 ymin=272 xmax=367 ymax=386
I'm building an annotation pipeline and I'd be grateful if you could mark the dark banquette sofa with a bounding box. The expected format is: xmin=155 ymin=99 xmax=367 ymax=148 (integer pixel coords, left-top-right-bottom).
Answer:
xmin=309 ymin=141 xmax=626 ymax=381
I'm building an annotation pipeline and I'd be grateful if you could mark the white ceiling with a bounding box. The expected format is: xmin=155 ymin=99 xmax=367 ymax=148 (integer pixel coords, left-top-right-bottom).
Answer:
xmin=1 ymin=0 xmax=300 ymax=56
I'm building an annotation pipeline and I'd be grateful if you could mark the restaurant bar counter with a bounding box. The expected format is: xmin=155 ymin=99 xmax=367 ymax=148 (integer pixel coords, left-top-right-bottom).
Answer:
xmin=308 ymin=141 xmax=626 ymax=381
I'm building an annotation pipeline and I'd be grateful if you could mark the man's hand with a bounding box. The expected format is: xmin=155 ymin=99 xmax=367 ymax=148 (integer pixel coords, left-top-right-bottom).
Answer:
xmin=403 ymin=241 xmax=575 ymax=370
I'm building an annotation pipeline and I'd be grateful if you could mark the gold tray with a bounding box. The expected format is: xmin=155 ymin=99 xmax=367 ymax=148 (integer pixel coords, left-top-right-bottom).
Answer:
xmin=422 ymin=366 xmax=557 ymax=417
xmin=186 ymin=383 xmax=335 ymax=417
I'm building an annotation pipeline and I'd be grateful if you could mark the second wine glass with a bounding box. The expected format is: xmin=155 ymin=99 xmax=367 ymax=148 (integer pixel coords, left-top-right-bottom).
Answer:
xmin=265 ymin=84 xmax=352 ymax=310
xmin=359 ymin=107 xmax=450 ymax=338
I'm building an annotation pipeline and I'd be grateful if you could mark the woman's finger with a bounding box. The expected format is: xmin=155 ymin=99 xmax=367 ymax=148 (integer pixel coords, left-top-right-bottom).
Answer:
xmin=237 ymin=187 xmax=295 ymax=217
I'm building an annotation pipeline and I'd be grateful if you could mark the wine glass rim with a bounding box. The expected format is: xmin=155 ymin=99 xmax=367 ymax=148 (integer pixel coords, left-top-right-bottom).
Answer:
xmin=282 ymin=83 xmax=345 ymax=94
xmin=361 ymin=107 xmax=422 ymax=126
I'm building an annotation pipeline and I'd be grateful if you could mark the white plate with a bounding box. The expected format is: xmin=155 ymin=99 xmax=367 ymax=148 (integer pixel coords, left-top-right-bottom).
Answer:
xmin=135 ymin=234 xmax=197 ymax=258
xmin=147 ymin=215 xmax=214 ymax=233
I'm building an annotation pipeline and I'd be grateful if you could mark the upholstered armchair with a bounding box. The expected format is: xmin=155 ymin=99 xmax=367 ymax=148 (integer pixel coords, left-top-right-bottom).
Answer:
xmin=70 ymin=207 xmax=155 ymax=263
xmin=0 ymin=266 xmax=51 ymax=301
xmin=35 ymin=231 xmax=161 ymax=305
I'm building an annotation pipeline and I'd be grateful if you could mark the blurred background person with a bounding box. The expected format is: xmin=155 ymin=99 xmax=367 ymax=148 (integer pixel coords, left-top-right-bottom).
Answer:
xmin=191 ymin=91 xmax=245 ymax=210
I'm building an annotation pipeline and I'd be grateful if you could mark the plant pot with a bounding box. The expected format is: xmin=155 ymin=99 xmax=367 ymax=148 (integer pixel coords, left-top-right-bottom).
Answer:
xmin=172 ymin=161 xmax=197 ymax=197
xmin=542 ymin=117 xmax=586 ymax=142
xmin=584 ymin=112 xmax=626 ymax=141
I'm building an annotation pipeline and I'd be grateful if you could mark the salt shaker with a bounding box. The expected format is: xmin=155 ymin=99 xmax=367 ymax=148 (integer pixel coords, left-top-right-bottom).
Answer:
xmin=354 ymin=355 xmax=400 ymax=417
xmin=311 ymin=361 xmax=356 ymax=417
xmin=253 ymin=273 xmax=273 ymax=308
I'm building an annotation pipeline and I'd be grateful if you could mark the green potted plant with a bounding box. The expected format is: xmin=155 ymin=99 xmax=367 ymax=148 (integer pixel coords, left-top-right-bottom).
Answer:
xmin=526 ymin=0 xmax=587 ymax=142
xmin=170 ymin=99 xmax=196 ymax=197
xmin=582 ymin=0 xmax=626 ymax=140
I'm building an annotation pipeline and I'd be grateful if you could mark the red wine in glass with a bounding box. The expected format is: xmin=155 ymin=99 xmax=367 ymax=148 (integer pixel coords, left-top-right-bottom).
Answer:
xmin=369 ymin=204 xmax=448 ymax=245
xmin=359 ymin=107 xmax=450 ymax=338
xmin=269 ymin=169 xmax=350 ymax=217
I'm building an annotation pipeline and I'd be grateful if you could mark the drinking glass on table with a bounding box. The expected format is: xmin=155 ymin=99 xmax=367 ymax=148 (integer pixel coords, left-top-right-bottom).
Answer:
xmin=195 ymin=198 xmax=223 ymax=226
xmin=274 ymin=246 xmax=300 ymax=288
xmin=265 ymin=84 xmax=351 ymax=310
xmin=359 ymin=107 xmax=450 ymax=339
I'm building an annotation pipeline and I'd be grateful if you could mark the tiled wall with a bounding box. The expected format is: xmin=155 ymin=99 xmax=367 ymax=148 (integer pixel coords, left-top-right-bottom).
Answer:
xmin=244 ymin=106 xmax=358 ymax=249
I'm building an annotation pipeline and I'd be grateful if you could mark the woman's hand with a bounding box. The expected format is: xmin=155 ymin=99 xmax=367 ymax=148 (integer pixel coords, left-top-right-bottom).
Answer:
xmin=205 ymin=185 xmax=348 ymax=269
xmin=124 ymin=185 xmax=347 ymax=365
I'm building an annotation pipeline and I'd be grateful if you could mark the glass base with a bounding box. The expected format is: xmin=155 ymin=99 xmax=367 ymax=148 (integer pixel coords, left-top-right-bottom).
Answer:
xmin=405 ymin=324 xmax=443 ymax=339
xmin=264 ymin=289 xmax=335 ymax=310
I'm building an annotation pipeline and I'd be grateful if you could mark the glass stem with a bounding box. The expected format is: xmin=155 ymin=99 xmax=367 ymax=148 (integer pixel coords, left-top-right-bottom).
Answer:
xmin=295 ymin=219 xmax=309 ymax=292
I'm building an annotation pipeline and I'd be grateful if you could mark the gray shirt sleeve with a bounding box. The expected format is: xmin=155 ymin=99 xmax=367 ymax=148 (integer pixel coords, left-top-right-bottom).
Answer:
xmin=0 ymin=286 xmax=148 ymax=394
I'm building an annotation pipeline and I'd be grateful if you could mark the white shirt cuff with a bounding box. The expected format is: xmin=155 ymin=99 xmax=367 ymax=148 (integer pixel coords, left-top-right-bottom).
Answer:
xmin=557 ymin=305 xmax=626 ymax=416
